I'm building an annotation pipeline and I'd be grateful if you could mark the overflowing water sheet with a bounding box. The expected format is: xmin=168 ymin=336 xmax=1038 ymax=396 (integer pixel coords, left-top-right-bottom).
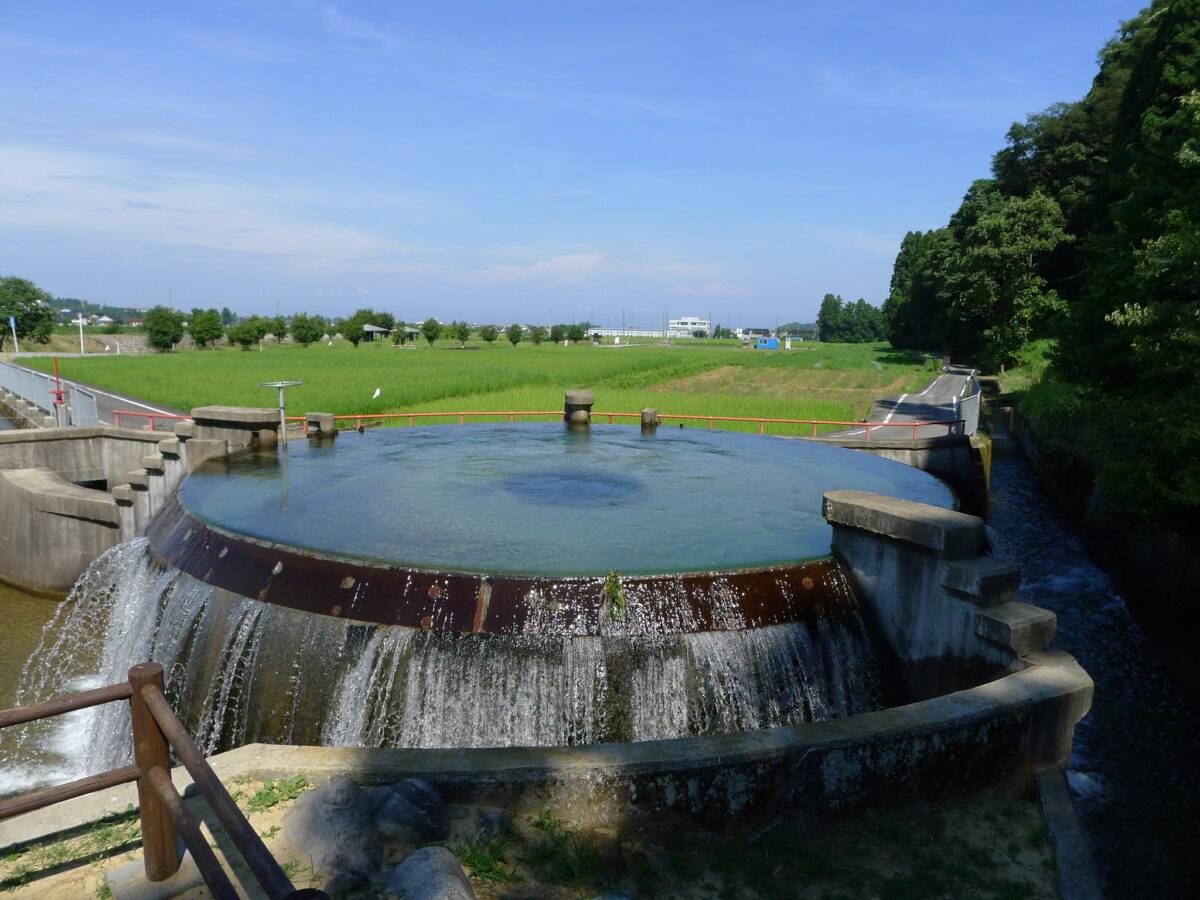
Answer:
xmin=7 ymin=539 xmax=883 ymax=784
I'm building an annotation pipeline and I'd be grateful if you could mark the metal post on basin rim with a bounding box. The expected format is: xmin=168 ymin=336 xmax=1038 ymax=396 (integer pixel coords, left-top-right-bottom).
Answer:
xmin=257 ymin=381 xmax=303 ymax=450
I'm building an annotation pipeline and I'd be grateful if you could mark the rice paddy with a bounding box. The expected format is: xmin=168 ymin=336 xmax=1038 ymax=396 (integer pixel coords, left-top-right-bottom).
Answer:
xmin=22 ymin=339 xmax=932 ymax=434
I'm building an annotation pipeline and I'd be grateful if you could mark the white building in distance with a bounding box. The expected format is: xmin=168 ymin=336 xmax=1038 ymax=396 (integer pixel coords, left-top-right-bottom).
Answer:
xmin=668 ymin=316 xmax=711 ymax=338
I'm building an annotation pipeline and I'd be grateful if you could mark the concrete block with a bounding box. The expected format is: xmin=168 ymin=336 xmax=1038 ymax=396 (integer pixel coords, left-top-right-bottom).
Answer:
xmin=157 ymin=438 xmax=182 ymax=459
xmin=112 ymin=484 xmax=134 ymax=504
xmin=173 ymin=420 xmax=196 ymax=438
xmin=127 ymin=470 xmax=150 ymax=489
xmin=106 ymin=850 xmax=204 ymax=900
xmin=184 ymin=438 xmax=230 ymax=472
xmin=823 ymin=489 xmax=984 ymax=559
xmin=190 ymin=405 xmax=278 ymax=430
xmin=943 ymin=557 xmax=1020 ymax=607
xmin=976 ymin=601 xmax=1057 ymax=657
xmin=306 ymin=412 xmax=335 ymax=435
xmin=142 ymin=453 xmax=164 ymax=473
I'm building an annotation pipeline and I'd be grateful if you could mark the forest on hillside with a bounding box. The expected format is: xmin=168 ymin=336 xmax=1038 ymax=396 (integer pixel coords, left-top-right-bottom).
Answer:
xmin=883 ymin=0 xmax=1199 ymax=524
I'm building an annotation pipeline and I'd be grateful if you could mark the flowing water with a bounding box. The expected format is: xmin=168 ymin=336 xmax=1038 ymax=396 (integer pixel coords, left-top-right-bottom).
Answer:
xmin=3 ymin=540 xmax=881 ymax=789
xmin=987 ymin=429 xmax=1200 ymax=898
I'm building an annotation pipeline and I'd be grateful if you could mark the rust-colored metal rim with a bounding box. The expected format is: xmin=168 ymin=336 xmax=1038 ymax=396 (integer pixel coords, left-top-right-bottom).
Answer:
xmin=147 ymin=492 xmax=855 ymax=635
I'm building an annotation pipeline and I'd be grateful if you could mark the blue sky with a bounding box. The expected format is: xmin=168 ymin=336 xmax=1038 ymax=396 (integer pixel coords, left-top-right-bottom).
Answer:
xmin=1 ymin=1 xmax=1143 ymax=327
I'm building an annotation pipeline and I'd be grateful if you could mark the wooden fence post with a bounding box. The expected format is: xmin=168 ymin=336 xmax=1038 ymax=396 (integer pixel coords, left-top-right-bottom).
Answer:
xmin=128 ymin=663 xmax=180 ymax=881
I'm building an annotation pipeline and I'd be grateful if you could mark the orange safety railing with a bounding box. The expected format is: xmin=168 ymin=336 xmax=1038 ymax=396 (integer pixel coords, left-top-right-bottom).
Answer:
xmin=294 ymin=409 xmax=564 ymax=433
xmin=290 ymin=410 xmax=965 ymax=439
xmin=0 ymin=664 xmax=326 ymax=900
xmin=113 ymin=410 xmax=192 ymax=431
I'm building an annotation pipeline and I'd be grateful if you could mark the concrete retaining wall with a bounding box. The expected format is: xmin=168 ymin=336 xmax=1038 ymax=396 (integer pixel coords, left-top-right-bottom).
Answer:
xmin=804 ymin=433 xmax=988 ymax=515
xmin=0 ymin=387 xmax=55 ymax=429
xmin=823 ymin=489 xmax=1054 ymax=700
xmin=0 ymin=407 xmax=279 ymax=593
xmin=0 ymin=650 xmax=1093 ymax=850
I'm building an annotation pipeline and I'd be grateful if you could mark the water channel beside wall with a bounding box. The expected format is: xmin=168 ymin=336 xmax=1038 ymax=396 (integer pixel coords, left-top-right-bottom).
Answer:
xmin=987 ymin=420 xmax=1200 ymax=898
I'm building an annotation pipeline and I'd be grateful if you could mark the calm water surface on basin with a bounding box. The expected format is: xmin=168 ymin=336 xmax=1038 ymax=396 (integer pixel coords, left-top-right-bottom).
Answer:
xmin=181 ymin=424 xmax=955 ymax=575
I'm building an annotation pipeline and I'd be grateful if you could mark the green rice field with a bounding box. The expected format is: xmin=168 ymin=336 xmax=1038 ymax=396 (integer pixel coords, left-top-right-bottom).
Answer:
xmin=23 ymin=340 xmax=933 ymax=435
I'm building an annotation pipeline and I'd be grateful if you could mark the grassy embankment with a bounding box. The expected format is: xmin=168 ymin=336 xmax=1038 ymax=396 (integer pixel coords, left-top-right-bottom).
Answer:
xmin=23 ymin=342 xmax=931 ymax=436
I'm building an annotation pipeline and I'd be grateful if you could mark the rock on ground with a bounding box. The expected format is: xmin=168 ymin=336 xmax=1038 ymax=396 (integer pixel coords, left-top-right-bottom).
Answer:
xmin=386 ymin=846 xmax=475 ymax=899
xmin=283 ymin=773 xmax=382 ymax=887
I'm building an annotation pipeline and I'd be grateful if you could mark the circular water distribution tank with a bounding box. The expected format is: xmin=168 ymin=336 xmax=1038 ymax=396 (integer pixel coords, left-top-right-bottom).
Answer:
xmin=119 ymin=423 xmax=958 ymax=751
xmin=152 ymin=424 xmax=955 ymax=635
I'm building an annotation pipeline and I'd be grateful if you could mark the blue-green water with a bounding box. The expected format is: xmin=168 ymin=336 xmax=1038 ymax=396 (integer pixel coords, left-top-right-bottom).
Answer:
xmin=180 ymin=424 xmax=954 ymax=576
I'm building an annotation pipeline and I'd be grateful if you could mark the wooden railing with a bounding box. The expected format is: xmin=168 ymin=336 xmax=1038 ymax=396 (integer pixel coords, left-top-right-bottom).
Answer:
xmin=0 ymin=663 xmax=327 ymax=900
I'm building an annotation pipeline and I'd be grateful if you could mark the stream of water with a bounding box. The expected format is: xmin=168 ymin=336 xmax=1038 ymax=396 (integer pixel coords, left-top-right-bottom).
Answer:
xmin=986 ymin=425 xmax=1200 ymax=898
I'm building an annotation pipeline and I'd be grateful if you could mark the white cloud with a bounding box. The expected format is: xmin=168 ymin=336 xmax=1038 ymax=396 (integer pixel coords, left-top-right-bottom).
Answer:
xmin=322 ymin=5 xmax=407 ymax=50
xmin=472 ymin=253 xmax=607 ymax=285
xmin=668 ymin=282 xmax=748 ymax=297
xmin=0 ymin=143 xmax=425 ymax=272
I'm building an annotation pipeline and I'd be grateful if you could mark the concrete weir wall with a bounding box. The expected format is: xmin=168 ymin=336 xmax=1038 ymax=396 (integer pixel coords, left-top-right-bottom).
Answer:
xmin=804 ymin=433 xmax=989 ymax=515
xmin=0 ymin=387 xmax=56 ymax=429
xmin=4 ymin=490 xmax=1087 ymax=838
xmin=0 ymin=406 xmax=279 ymax=593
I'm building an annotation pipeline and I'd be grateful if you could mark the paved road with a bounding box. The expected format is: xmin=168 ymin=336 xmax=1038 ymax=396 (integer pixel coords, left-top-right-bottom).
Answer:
xmin=3 ymin=357 xmax=185 ymax=427
xmin=833 ymin=365 xmax=977 ymax=439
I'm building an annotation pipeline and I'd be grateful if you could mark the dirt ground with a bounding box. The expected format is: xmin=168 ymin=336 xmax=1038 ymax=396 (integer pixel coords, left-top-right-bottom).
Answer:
xmin=1 ymin=776 xmax=1058 ymax=900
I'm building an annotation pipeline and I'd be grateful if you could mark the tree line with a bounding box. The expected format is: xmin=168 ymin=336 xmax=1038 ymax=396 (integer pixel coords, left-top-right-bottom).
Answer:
xmin=137 ymin=306 xmax=597 ymax=351
xmin=883 ymin=0 xmax=1199 ymax=521
xmin=816 ymin=294 xmax=886 ymax=343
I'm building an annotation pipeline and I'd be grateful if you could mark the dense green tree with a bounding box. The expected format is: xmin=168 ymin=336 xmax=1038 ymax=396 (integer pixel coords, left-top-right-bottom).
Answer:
xmin=815 ymin=294 xmax=845 ymax=342
xmin=420 ymin=317 xmax=441 ymax=346
xmin=883 ymin=231 xmax=936 ymax=348
xmin=340 ymin=311 xmax=368 ymax=347
xmin=814 ymin=294 xmax=885 ymax=343
xmin=479 ymin=325 xmax=499 ymax=343
xmin=449 ymin=320 xmax=471 ymax=347
xmin=0 ymin=276 xmax=54 ymax=352
xmin=144 ymin=305 xmax=184 ymax=351
xmin=566 ymin=323 xmax=585 ymax=343
xmin=263 ymin=316 xmax=287 ymax=340
xmin=187 ymin=308 xmax=224 ymax=348
xmin=290 ymin=312 xmax=325 ymax=347
xmin=220 ymin=306 xmax=235 ymax=326
xmin=506 ymin=323 xmax=523 ymax=346
xmin=226 ymin=318 xmax=266 ymax=350
xmin=1054 ymin=0 xmax=1200 ymax=518
xmin=340 ymin=308 xmax=393 ymax=346
xmin=531 ymin=326 xmax=547 ymax=345
xmin=549 ymin=324 xmax=566 ymax=343
xmin=948 ymin=186 xmax=1071 ymax=364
